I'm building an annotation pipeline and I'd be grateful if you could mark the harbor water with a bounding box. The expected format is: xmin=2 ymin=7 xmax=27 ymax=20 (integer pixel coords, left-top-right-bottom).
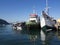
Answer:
xmin=0 ymin=25 xmax=60 ymax=45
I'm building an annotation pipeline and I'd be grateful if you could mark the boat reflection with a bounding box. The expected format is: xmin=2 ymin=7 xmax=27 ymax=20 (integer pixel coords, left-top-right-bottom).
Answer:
xmin=56 ymin=31 xmax=60 ymax=39
xmin=12 ymin=28 xmax=57 ymax=45
xmin=29 ymin=35 xmax=37 ymax=41
xmin=13 ymin=29 xmax=40 ymax=41
xmin=41 ymin=31 xmax=55 ymax=45
xmin=28 ymin=30 xmax=40 ymax=41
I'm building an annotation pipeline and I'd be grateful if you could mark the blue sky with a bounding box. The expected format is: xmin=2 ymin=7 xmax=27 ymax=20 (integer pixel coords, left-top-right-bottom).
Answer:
xmin=0 ymin=0 xmax=60 ymax=22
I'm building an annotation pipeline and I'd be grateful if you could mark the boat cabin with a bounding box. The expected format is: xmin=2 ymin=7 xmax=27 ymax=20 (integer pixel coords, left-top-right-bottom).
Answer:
xmin=29 ymin=14 xmax=40 ymax=23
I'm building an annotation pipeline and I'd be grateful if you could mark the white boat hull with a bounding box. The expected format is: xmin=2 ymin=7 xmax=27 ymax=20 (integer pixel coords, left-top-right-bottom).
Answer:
xmin=40 ymin=11 xmax=55 ymax=33
xmin=41 ymin=30 xmax=46 ymax=41
xmin=17 ymin=26 xmax=22 ymax=30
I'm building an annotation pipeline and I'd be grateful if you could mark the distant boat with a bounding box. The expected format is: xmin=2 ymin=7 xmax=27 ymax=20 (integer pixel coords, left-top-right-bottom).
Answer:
xmin=12 ymin=23 xmax=22 ymax=30
xmin=17 ymin=23 xmax=22 ymax=30
xmin=12 ymin=22 xmax=26 ymax=30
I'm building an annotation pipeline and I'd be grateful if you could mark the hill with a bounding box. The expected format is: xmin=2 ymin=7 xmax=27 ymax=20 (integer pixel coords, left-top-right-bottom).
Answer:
xmin=0 ymin=19 xmax=9 ymax=25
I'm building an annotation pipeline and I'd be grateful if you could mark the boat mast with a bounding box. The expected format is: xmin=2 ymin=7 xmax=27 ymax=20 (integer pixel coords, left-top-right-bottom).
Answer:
xmin=45 ymin=0 xmax=49 ymax=15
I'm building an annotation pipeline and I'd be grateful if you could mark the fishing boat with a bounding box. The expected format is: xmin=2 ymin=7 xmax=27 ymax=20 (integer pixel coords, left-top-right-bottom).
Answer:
xmin=26 ymin=9 xmax=40 ymax=30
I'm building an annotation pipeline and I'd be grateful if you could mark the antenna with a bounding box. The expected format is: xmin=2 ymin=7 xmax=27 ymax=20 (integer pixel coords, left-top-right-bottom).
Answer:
xmin=33 ymin=6 xmax=36 ymax=14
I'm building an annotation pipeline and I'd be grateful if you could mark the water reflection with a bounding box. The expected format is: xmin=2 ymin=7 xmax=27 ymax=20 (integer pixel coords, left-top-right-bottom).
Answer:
xmin=28 ymin=30 xmax=40 ymax=41
xmin=56 ymin=31 xmax=60 ymax=40
xmin=0 ymin=25 xmax=41 ymax=45
xmin=26 ymin=30 xmax=40 ymax=45
xmin=12 ymin=29 xmax=41 ymax=45
xmin=0 ymin=25 xmax=60 ymax=45
xmin=41 ymin=31 xmax=55 ymax=45
xmin=19 ymin=29 xmax=40 ymax=41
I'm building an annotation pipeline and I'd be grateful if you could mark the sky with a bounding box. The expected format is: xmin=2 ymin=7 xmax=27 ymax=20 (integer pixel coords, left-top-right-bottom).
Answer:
xmin=0 ymin=0 xmax=60 ymax=22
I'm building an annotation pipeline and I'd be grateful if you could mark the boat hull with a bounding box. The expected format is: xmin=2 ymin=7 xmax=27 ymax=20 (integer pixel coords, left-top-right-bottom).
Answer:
xmin=40 ymin=11 xmax=56 ymax=34
xmin=17 ymin=26 xmax=22 ymax=30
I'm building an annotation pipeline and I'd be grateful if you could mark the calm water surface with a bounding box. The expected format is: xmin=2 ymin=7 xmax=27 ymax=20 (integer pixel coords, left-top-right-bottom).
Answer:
xmin=0 ymin=25 xmax=60 ymax=45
